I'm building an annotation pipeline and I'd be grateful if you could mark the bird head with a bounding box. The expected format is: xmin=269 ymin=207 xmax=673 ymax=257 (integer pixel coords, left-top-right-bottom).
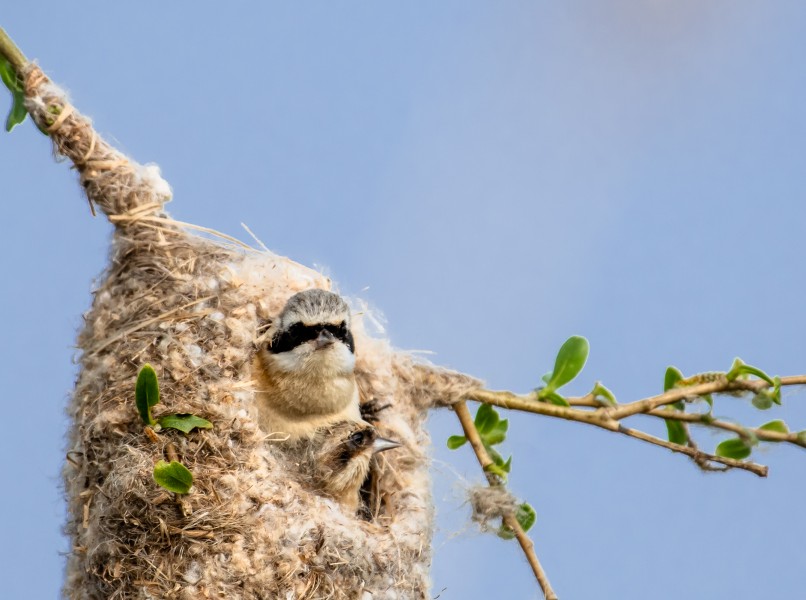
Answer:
xmin=267 ymin=289 xmax=356 ymax=376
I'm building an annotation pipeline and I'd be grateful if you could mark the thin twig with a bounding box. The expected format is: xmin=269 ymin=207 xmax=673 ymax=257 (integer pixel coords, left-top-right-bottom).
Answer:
xmin=467 ymin=375 xmax=806 ymax=477
xmin=0 ymin=26 xmax=28 ymax=72
xmin=615 ymin=424 xmax=767 ymax=476
xmin=454 ymin=401 xmax=558 ymax=600
xmin=646 ymin=409 xmax=806 ymax=447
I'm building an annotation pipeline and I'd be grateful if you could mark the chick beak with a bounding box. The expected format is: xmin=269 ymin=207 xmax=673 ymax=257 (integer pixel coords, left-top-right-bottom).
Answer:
xmin=372 ymin=437 xmax=402 ymax=455
xmin=313 ymin=328 xmax=336 ymax=349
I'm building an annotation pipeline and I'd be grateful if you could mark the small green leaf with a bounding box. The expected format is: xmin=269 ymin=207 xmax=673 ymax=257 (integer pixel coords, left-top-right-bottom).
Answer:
xmin=498 ymin=503 xmax=537 ymax=540
xmin=486 ymin=446 xmax=506 ymax=467
xmin=5 ymin=97 xmax=26 ymax=132
xmin=474 ymin=403 xmax=499 ymax=435
xmin=158 ymin=413 xmax=213 ymax=434
xmin=545 ymin=335 xmax=589 ymax=392
xmin=485 ymin=446 xmax=513 ymax=476
xmin=591 ymin=382 xmax=617 ymax=406
xmin=0 ymin=59 xmax=18 ymax=90
xmin=759 ymin=420 xmax=789 ymax=435
xmin=482 ymin=419 xmax=508 ymax=446
xmin=665 ymin=419 xmax=688 ymax=446
xmin=715 ymin=438 xmax=752 ymax=460
xmin=515 ymin=502 xmax=536 ymax=532
xmin=502 ymin=455 xmax=512 ymax=474
xmin=484 ymin=462 xmax=509 ymax=478
xmin=135 ymin=364 xmax=160 ymax=425
xmin=726 ymin=358 xmax=774 ymax=385
xmin=770 ymin=376 xmax=782 ymax=406
xmin=153 ymin=460 xmax=193 ymax=494
xmin=701 ymin=394 xmax=714 ymax=410
xmin=664 ymin=366 xmax=684 ymax=392
xmin=538 ymin=390 xmax=570 ymax=407
xmin=0 ymin=57 xmax=27 ymax=132
xmin=446 ymin=435 xmax=467 ymax=450
xmin=541 ymin=372 xmax=552 ymax=385
xmin=498 ymin=525 xmax=515 ymax=540
xmin=752 ymin=392 xmax=774 ymax=410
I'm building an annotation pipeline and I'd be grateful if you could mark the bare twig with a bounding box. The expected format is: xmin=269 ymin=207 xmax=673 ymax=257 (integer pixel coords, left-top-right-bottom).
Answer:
xmin=616 ymin=425 xmax=767 ymax=476
xmin=0 ymin=26 xmax=28 ymax=72
xmin=454 ymin=401 xmax=558 ymax=600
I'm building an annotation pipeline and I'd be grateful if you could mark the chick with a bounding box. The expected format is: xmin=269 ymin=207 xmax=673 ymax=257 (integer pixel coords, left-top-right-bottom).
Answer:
xmin=254 ymin=289 xmax=361 ymax=439
xmin=293 ymin=420 xmax=401 ymax=514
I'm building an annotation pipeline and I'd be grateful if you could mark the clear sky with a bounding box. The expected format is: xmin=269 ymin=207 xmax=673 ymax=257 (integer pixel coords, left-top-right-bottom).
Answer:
xmin=1 ymin=2 xmax=805 ymax=598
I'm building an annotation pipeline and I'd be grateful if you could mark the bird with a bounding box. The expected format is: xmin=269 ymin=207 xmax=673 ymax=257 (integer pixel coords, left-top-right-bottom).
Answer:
xmin=290 ymin=420 xmax=402 ymax=514
xmin=254 ymin=288 xmax=362 ymax=440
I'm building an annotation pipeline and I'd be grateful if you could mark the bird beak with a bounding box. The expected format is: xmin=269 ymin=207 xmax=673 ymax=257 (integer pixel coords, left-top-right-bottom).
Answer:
xmin=372 ymin=437 xmax=402 ymax=454
xmin=313 ymin=329 xmax=336 ymax=349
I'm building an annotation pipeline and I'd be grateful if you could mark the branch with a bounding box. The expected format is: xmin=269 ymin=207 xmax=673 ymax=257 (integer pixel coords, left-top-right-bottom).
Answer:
xmin=646 ymin=409 xmax=806 ymax=447
xmin=466 ymin=375 xmax=806 ymax=477
xmin=0 ymin=26 xmax=28 ymax=71
xmin=453 ymin=401 xmax=558 ymax=600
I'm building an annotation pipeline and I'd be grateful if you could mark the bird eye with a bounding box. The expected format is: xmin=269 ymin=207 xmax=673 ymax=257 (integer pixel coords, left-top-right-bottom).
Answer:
xmin=348 ymin=428 xmax=375 ymax=449
xmin=269 ymin=322 xmax=320 ymax=354
xmin=321 ymin=322 xmax=355 ymax=354
xmin=348 ymin=431 xmax=366 ymax=446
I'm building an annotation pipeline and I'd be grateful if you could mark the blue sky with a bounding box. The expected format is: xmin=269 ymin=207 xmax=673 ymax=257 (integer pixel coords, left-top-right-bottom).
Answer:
xmin=1 ymin=2 xmax=805 ymax=598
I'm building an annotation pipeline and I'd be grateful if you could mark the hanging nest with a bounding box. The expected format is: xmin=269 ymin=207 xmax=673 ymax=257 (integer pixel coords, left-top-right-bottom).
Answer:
xmin=22 ymin=64 xmax=483 ymax=599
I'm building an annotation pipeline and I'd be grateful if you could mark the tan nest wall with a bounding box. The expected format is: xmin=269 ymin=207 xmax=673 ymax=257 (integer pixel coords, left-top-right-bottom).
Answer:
xmin=22 ymin=65 xmax=482 ymax=599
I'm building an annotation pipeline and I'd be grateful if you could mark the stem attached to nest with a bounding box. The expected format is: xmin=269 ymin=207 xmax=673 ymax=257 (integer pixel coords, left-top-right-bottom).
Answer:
xmin=454 ymin=401 xmax=559 ymax=600
xmin=0 ymin=26 xmax=28 ymax=71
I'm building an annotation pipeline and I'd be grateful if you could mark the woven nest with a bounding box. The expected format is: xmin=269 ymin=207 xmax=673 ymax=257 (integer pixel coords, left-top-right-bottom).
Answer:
xmin=22 ymin=64 xmax=483 ymax=599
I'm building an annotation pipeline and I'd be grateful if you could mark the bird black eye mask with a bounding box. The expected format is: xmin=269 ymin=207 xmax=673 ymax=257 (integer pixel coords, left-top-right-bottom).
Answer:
xmin=270 ymin=321 xmax=355 ymax=354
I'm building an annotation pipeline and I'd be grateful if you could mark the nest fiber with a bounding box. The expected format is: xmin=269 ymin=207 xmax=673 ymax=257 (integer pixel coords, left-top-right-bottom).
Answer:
xmin=22 ymin=64 xmax=483 ymax=599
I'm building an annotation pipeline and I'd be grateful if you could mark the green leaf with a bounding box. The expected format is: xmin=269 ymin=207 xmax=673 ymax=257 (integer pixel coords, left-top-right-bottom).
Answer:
xmin=751 ymin=392 xmax=774 ymax=410
xmin=158 ymin=413 xmax=213 ymax=434
xmin=541 ymin=372 xmax=552 ymax=385
xmin=715 ymin=438 xmax=752 ymax=460
xmin=484 ymin=462 xmax=509 ymax=478
xmin=482 ymin=419 xmax=508 ymax=446
xmin=516 ymin=502 xmax=536 ymax=532
xmin=0 ymin=57 xmax=27 ymax=132
xmin=498 ymin=524 xmax=515 ymax=540
xmin=770 ymin=376 xmax=782 ymax=405
xmin=446 ymin=435 xmax=467 ymax=450
xmin=135 ymin=364 xmax=160 ymax=425
xmin=485 ymin=446 xmax=513 ymax=475
xmin=474 ymin=403 xmax=499 ymax=435
xmin=544 ymin=335 xmax=589 ymax=392
xmin=664 ymin=366 xmax=684 ymax=392
xmin=5 ymin=97 xmax=26 ymax=132
xmin=486 ymin=446 xmax=505 ymax=467
xmin=153 ymin=460 xmax=193 ymax=494
xmin=498 ymin=503 xmax=537 ymax=540
xmin=591 ymin=381 xmax=617 ymax=406
xmin=502 ymin=455 xmax=512 ymax=474
xmin=726 ymin=358 xmax=774 ymax=385
xmin=538 ymin=390 xmax=570 ymax=407
xmin=665 ymin=419 xmax=688 ymax=446
xmin=759 ymin=420 xmax=789 ymax=435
